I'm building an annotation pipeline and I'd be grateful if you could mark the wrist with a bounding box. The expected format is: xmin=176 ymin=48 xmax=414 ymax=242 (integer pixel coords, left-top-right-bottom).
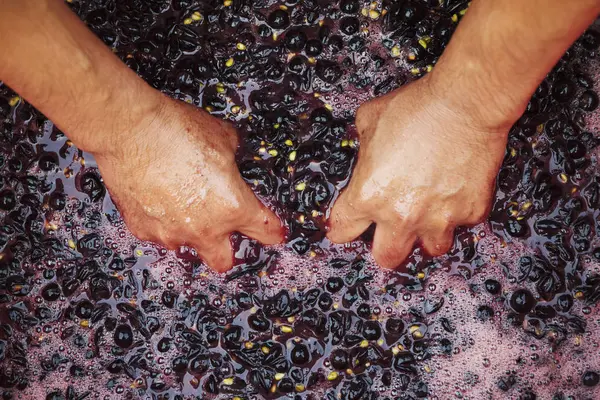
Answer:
xmin=427 ymin=53 xmax=527 ymax=134
xmin=70 ymin=82 xmax=165 ymax=157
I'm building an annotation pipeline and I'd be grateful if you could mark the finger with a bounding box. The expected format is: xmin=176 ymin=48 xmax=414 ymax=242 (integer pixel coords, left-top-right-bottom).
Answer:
xmin=192 ymin=235 xmax=234 ymax=273
xmin=327 ymin=187 xmax=372 ymax=244
xmin=238 ymin=197 xmax=285 ymax=245
xmin=420 ymin=226 xmax=455 ymax=257
xmin=371 ymin=222 xmax=416 ymax=270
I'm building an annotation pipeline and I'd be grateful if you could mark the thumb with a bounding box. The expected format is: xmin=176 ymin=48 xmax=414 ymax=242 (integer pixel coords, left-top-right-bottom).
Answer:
xmin=327 ymin=185 xmax=371 ymax=244
xmin=237 ymin=193 xmax=285 ymax=245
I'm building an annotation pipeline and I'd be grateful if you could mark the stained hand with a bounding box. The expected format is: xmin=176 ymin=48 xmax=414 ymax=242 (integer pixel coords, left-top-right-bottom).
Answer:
xmin=327 ymin=76 xmax=509 ymax=269
xmin=94 ymin=96 xmax=284 ymax=272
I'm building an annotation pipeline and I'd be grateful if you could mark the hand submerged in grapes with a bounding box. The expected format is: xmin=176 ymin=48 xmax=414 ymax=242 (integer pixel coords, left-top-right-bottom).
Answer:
xmin=94 ymin=96 xmax=284 ymax=272
xmin=327 ymin=75 xmax=511 ymax=269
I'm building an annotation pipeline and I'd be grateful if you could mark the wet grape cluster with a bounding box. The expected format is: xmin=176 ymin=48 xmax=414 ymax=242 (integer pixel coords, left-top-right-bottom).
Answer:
xmin=1 ymin=0 xmax=600 ymax=399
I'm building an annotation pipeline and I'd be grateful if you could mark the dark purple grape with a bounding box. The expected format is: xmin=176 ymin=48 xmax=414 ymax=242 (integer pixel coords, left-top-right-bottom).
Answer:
xmin=439 ymin=338 xmax=453 ymax=354
xmin=434 ymin=20 xmax=453 ymax=42
xmin=385 ymin=318 xmax=404 ymax=335
xmin=189 ymin=356 xmax=210 ymax=375
xmin=356 ymin=303 xmax=371 ymax=319
xmin=41 ymin=283 xmax=61 ymax=302
xmin=340 ymin=17 xmax=359 ymax=35
xmin=414 ymin=381 xmax=429 ymax=398
xmin=533 ymin=304 xmax=556 ymax=319
xmin=0 ymin=98 xmax=9 ymax=115
xmin=305 ymin=39 xmax=323 ymax=56
xmin=555 ymin=293 xmax=573 ymax=312
xmin=477 ymin=305 xmax=494 ymax=321
xmin=278 ymin=378 xmax=294 ymax=393
xmin=113 ymin=324 xmax=133 ymax=348
xmin=86 ymin=8 xmax=108 ymax=26
xmin=104 ymin=318 xmax=116 ymax=331
xmin=74 ymin=300 xmax=93 ymax=319
xmin=581 ymin=29 xmax=600 ymax=50
xmin=579 ymin=90 xmax=599 ymax=111
xmin=328 ymin=35 xmax=344 ymax=52
xmin=43 ymin=269 xmax=55 ymax=280
xmin=582 ymin=370 xmax=599 ymax=387
xmin=318 ymin=292 xmax=333 ymax=311
xmin=509 ymin=289 xmax=536 ymax=314
xmin=290 ymin=342 xmax=310 ymax=365
xmin=340 ymin=0 xmax=359 ymax=13
xmin=80 ymin=172 xmax=105 ymax=202
xmin=258 ymin=24 xmax=272 ymax=37
xmin=291 ymin=237 xmax=310 ymax=254
xmin=222 ymin=325 xmax=242 ymax=348
xmin=325 ymin=277 xmax=344 ymax=293
xmin=552 ymin=79 xmax=576 ymax=103
xmin=172 ymin=356 xmax=188 ymax=374
xmin=330 ymin=348 xmax=349 ymax=370
xmin=348 ymin=36 xmax=365 ymax=51
xmin=48 ymin=192 xmax=66 ymax=211
xmin=240 ymin=161 xmax=276 ymax=196
xmin=484 ymin=279 xmax=501 ymax=295
xmin=362 ymin=321 xmax=381 ymax=340
xmin=567 ymin=139 xmax=586 ymax=158
xmin=77 ymin=233 xmax=102 ymax=256
xmin=204 ymin=374 xmax=219 ymax=394
xmin=69 ymin=365 xmax=84 ymax=377
xmin=401 ymin=1 xmax=425 ymax=24
xmin=310 ymin=108 xmax=332 ymax=125
xmin=236 ymin=292 xmax=253 ymax=309
xmin=171 ymin=0 xmax=193 ymax=11
xmin=576 ymin=73 xmax=594 ymax=88
xmin=248 ymin=310 xmax=271 ymax=332
xmin=285 ymin=29 xmax=307 ymax=51
xmin=46 ymin=391 xmax=65 ymax=400
xmin=0 ymin=190 xmax=16 ymax=211
xmin=161 ymin=290 xmax=177 ymax=308
xmin=519 ymin=391 xmax=537 ymax=400
xmin=288 ymin=56 xmax=307 ymax=74
xmin=393 ymin=351 xmax=416 ymax=374
xmin=38 ymin=153 xmax=58 ymax=172
xmin=316 ymin=60 xmax=342 ymax=84
xmin=268 ymin=9 xmax=290 ymax=29
xmin=6 ymin=275 xmax=30 ymax=296
xmin=497 ymin=375 xmax=516 ymax=392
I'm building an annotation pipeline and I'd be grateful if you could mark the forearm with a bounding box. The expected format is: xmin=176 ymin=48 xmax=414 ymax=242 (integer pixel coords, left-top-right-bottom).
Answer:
xmin=0 ymin=0 xmax=161 ymax=155
xmin=429 ymin=0 xmax=600 ymax=131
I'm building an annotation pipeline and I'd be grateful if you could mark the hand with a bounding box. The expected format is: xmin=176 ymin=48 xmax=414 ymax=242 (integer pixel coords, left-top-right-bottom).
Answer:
xmin=94 ymin=96 xmax=284 ymax=272
xmin=327 ymin=75 xmax=510 ymax=269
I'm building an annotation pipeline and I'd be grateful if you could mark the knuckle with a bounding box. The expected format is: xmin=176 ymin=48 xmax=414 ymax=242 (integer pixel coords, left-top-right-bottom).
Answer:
xmin=397 ymin=208 xmax=418 ymax=225
xmin=466 ymin=206 xmax=489 ymax=224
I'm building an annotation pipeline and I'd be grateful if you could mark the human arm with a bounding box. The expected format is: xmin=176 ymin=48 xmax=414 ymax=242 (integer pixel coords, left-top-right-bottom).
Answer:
xmin=327 ymin=0 xmax=600 ymax=268
xmin=0 ymin=0 xmax=284 ymax=271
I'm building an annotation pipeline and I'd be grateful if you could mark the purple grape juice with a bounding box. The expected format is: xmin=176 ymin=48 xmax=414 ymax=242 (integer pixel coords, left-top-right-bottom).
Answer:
xmin=0 ymin=0 xmax=600 ymax=399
